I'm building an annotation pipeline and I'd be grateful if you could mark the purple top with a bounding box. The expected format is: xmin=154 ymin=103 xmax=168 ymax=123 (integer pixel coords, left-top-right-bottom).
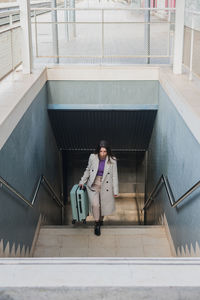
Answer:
xmin=97 ymin=159 xmax=106 ymax=176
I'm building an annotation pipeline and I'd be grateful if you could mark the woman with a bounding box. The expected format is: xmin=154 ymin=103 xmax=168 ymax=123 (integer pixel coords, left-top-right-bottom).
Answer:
xmin=79 ymin=140 xmax=119 ymax=236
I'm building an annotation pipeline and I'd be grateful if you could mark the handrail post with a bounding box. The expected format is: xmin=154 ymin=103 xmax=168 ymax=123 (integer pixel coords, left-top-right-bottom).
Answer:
xmin=51 ymin=0 xmax=59 ymax=63
xmin=64 ymin=0 xmax=69 ymax=41
xmin=9 ymin=13 xmax=13 ymax=27
xmin=189 ymin=12 xmax=194 ymax=81
xmin=162 ymin=176 xmax=175 ymax=207
xmin=144 ymin=0 xmax=151 ymax=64
xmin=102 ymin=9 xmax=104 ymax=62
xmin=144 ymin=150 xmax=148 ymax=225
xmin=34 ymin=9 xmax=39 ymax=57
xmin=32 ymin=175 xmax=43 ymax=205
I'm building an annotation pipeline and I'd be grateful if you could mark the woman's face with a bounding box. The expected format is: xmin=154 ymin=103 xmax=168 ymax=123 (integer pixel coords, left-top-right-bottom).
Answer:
xmin=99 ymin=147 xmax=107 ymax=159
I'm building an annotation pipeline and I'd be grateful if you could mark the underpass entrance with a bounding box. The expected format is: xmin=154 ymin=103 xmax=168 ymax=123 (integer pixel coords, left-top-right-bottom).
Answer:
xmin=48 ymin=108 xmax=156 ymax=225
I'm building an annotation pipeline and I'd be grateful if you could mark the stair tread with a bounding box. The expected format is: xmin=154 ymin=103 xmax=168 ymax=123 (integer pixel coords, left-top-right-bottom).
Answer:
xmin=34 ymin=225 xmax=172 ymax=258
xmin=41 ymin=225 xmax=164 ymax=229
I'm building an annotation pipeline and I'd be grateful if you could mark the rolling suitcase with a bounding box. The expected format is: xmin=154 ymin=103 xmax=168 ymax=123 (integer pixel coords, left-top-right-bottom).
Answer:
xmin=70 ymin=184 xmax=89 ymax=224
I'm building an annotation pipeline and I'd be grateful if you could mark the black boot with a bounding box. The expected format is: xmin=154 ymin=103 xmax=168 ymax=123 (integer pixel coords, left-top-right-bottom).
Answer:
xmin=94 ymin=221 xmax=101 ymax=236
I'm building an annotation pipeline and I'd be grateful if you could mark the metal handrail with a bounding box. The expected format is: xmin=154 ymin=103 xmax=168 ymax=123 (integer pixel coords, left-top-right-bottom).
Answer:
xmin=0 ymin=24 xmax=21 ymax=35
xmin=142 ymin=175 xmax=200 ymax=211
xmin=0 ymin=175 xmax=63 ymax=208
xmin=31 ymin=7 xmax=176 ymax=11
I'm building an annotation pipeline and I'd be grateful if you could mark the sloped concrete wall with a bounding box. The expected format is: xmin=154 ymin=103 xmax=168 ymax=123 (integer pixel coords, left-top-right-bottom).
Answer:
xmin=0 ymin=85 xmax=62 ymax=257
xmin=147 ymin=83 xmax=200 ymax=256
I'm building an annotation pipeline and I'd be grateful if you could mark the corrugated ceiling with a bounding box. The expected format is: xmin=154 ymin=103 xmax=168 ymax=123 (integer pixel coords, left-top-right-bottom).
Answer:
xmin=48 ymin=109 xmax=157 ymax=151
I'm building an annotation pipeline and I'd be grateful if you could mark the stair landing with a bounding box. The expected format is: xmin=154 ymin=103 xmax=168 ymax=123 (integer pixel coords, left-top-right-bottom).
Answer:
xmin=34 ymin=226 xmax=172 ymax=257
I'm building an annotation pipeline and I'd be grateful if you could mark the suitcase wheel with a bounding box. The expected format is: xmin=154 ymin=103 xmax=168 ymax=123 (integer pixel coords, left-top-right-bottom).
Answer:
xmin=72 ymin=220 xmax=76 ymax=224
xmin=83 ymin=219 xmax=86 ymax=224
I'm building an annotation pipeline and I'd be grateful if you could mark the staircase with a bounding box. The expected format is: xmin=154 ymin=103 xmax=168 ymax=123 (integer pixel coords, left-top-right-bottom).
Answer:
xmin=3 ymin=197 xmax=200 ymax=299
xmin=34 ymin=194 xmax=172 ymax=257
xmin=34 ymin=225 xmax=172 ymax=257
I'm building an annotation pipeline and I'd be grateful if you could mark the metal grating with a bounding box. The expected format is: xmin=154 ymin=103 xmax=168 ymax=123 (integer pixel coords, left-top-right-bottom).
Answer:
xmin=0 ymin=26 xmax=21 ymax=80
xmin=48 ymin=109 xmax=157 ymax=151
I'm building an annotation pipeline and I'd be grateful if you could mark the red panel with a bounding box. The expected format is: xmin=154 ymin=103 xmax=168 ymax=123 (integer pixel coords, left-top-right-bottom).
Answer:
xmin=171 ymin=0 xmax=176 ymax=8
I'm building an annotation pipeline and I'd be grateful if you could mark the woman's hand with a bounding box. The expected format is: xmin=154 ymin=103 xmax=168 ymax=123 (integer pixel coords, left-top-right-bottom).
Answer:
xmin=79 ymin=184 xmax=84 ymax=189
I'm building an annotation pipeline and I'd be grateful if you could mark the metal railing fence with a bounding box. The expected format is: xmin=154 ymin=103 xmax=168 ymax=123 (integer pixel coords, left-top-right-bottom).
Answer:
xmin=31 ymin=6 xmax=176 ymax=64
xmin=0 ymin=2 xmax=52 ymax=27
xmin=0 ymin=22 xmax=22 ymax=80
xmin=0 ymin=3 xmax=53 ymax=80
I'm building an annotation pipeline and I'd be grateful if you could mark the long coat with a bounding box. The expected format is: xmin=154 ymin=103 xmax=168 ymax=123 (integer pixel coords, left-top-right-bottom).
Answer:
xmin=79 ymin=154 xmax=119 ymax=216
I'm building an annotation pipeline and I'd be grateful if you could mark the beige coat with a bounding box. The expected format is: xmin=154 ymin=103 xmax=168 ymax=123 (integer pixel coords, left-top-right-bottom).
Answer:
xmin=79 ymin=154 xmax=119 ymax=216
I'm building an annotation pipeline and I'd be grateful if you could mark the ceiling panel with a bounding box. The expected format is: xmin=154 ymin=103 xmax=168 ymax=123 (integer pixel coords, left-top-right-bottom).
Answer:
xmin=48 ymin=109 xmax=157 ymax=151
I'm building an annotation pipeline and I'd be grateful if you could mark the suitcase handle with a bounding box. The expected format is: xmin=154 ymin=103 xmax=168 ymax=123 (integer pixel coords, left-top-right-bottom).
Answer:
xmin=79 ymin=185 xmax=86 ymax=191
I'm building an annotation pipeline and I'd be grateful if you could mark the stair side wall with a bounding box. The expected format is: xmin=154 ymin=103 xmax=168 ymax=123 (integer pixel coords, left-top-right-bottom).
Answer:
xmin=147 ymin=83 xmax=200 ymax=257
xmin=0 ymin=84 xmax=62 ymax=257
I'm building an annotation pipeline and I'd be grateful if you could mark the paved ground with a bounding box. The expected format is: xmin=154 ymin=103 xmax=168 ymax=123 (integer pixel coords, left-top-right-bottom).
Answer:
xmin=1 ymin=287 xmax=200 ymax=300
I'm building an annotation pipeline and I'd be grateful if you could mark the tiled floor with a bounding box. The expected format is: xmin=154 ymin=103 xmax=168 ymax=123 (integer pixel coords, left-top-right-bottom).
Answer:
xmin=34 ymin=226 xmax=172 ymax=257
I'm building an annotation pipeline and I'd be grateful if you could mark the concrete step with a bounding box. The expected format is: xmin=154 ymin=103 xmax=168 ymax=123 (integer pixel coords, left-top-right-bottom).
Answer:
xmin=0 ymin=257 xmax=200 ymax=300
xmin=34 ymin=225 xmax=172 ymax=257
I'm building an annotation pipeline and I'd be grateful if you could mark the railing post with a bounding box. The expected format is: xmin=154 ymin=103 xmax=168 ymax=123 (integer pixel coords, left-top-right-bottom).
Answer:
xmin=64 ymin=0 xmax=69 ymax=41
xmin=167 ymin=10 xmax=171 ymax=57
xmin=10 ymin=28 xmax=14 ymax=70
xmin=173 ymin=0 xmax=185 ymax=74
xmin=189 ymin=12 xmax=194 ymax=81
xmin=19 ymin=0 xmax=33 ymax=74
xmin=69 ymin=0 xmax=76 ymax=39
xmin=9 ymin=13 xmax=13 ymax=27
xmin=102 ymin=9 xmax=104 ymax=61
xmin=51 ymin=0 xmax=59 ymax=63
xmin=144 ymin=0 xmax=151 ymax=64
xmin=59 ymin=150 xmax=64 ymax=225
xmin=9 ymin=11 xmax=14 ymax=71
xmin=34 ymin=10 xmax=39 ymax=57
xmin=144 ymin=150 xmax=148 ymax=225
